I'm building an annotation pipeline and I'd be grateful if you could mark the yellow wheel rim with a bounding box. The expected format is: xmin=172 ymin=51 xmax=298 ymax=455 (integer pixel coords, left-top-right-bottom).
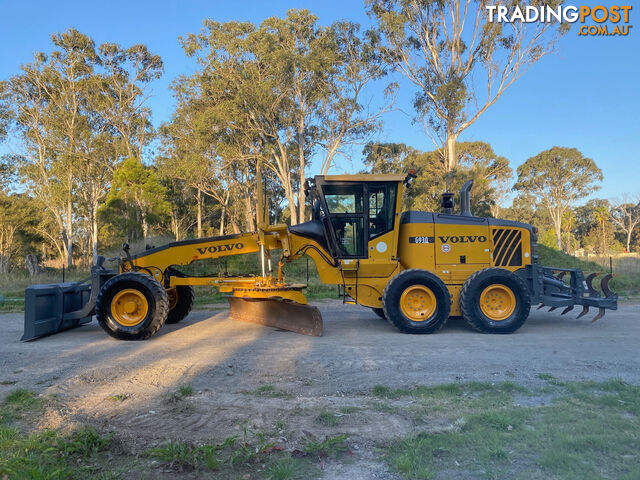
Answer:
xmin=110 ymin=289 xmax=149 ymax=327
xmin=167 ymin=288 xmax=178 ymax=310
xmin=400 ymin=285 xmax=437 ymax=321
xmin=479 ymin=284 xmax=516 ymax=321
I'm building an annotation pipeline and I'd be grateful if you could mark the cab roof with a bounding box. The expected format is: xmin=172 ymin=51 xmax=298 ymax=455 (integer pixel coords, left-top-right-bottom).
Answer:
xmin=317 ymin=174 xmax=406 ymax=182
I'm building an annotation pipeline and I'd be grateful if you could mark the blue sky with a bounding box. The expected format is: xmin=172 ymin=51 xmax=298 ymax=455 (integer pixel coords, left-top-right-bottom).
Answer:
xmin=0 ymin=0 xmax=638 ymax=203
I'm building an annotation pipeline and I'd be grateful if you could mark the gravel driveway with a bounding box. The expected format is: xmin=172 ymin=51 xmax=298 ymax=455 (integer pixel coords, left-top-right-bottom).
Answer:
xmin=1 ymin=301 xmax=638 ymax=478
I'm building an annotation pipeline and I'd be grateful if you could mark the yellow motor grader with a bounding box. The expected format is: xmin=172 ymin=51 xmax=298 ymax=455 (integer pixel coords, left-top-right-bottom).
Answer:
xmin=22 ymin=172 xmax=617 ymax=341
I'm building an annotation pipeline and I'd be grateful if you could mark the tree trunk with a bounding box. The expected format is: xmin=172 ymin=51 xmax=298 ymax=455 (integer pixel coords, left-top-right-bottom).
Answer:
xmin=244 ymin=195 xmax=255 ymax=232
xmin=627 ymin=230 xmax=632 ymax=253
xmin=297 ymin=128 xmax=306 ymax=224
xmin=91 ymin=203 xmax=99 ymax=264
xmin=142 ymin=215 xmax=149 ymax=240
xmin=171 ymin=210 xmax=180 ymax=241
xmin=445 ymin=134 xmax=458 ymax=174
xmin=219 ymin=202 xmax=226 ymax=235
xmin=66 ymin=198 xmax=73 ymax=268
xmin=553 ymin=215 xmax=562 ymax=251
xmin=196 ymin=189 xmax=203 ymax=239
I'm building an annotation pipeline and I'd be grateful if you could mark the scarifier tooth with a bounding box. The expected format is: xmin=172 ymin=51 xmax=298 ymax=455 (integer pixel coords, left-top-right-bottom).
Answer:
xmin=537 ymin=303 xmax=546 ymax=310
xmin=592 ymin=307 xmax=606 ymax=323
xmin=577 ymin=306 xmax=590 ymax=319
xmin=561 ymin=305 xmax=574 ymax=315
xmin=600 ymin=274 xmax=614 ymax=297
xmin=548 ymin=306 xmax=558 ymax=312
xmin=585 ymin=273 xmax=600 ymax=296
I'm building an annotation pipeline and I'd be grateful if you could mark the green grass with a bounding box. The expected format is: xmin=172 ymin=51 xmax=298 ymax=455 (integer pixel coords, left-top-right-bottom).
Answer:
xmin=146 ymin=429 xmax=317 ymax=478
xmin=0 ymin=388 xmax=115 ymax=479
xmin=0 ymin=389 xmax=44 ymax=423
xmin=245 ymin=384 xmax=293 ymax=399
xmin=381 ymin=379 xmax=640 ymax=480
xmin=538 ymin=244 xmax=640 ymax=296
xmin=315 ymin=411 xmax=340 ymax=427
xmin=0 ymin=268 xmax=88 ymax=312
xmin=303 ymin=434 xmax=350 ymax=459
xmin=265 ymin=456 xmax=308 ymax=480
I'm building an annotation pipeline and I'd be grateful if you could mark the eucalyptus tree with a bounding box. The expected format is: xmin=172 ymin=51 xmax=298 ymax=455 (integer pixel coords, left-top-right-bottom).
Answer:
xmin=105 ymin=157 xmax=170 ymax=240
xmin=367 ymin=0 xmax=565 ymax=179
xmin=610 ymin=195 xmax=640 ymax=253
xmin=514 ymin=147 xmax=602 ymax=250
xmin=405 ymin=141 xmax=512 ymax=216
xmin=96 ymin=43 xmax=163 ymax=159
xmin=1 ymin=29 xmax=100 ymax=267
xmin=180 ymin=10 xmax=392 ymax=225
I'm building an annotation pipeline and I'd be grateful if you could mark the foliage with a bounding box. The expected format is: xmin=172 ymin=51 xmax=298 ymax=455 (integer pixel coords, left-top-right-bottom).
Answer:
xmin=174 ymin=9 xmax=393 ymax=226
xmin=0 ymin=28 xmax=162 ymax=266
xmin=103 ymin=157 xmax=170 ymax=240
xmin=514 ymin=147 xmax=602 ymax=251
xmin=0 ymin=192 xmax=42 ymax=273
xmin=405 ymin=141 xmax=512 ymax=216
xmin=367 ymin=0 xmax=565 ymax=177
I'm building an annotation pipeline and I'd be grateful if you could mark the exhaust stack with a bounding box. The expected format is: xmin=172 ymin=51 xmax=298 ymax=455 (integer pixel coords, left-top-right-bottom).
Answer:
xmin=460 ymin=180 xmax=473 ymax=217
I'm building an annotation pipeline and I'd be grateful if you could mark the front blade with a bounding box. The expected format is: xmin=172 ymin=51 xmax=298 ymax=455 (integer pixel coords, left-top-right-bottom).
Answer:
xmin=227 ymin=297 xmax=323 ymax=337
xmin=22 ymin=282 xmax=93 ymax=341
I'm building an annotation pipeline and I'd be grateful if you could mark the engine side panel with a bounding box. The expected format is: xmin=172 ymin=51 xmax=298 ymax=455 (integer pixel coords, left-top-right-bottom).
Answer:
xmin=398 ymin=211 xmax=534 ymax=316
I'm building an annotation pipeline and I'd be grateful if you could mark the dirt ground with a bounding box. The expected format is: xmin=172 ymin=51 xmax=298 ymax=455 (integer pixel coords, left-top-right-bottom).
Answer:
xmin=1 ymin=301 xmax=639 ymax=479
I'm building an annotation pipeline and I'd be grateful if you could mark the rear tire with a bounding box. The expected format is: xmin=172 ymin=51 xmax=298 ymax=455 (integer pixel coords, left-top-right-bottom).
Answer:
xmin=382 ymin=269 xmax=451 ymax=334
xmin=96 ymin=272 xmax=169 ymax=340
xmin=460 ymin=268 xmax=531 ymax=334
xmin=370 ymin=307 xmax=386 ymax=320
xmin=166 ymin=286 xmax=195 ymax=324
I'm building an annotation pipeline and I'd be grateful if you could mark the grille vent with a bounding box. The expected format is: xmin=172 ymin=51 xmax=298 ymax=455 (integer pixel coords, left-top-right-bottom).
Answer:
xmin=492 ymin=228 xmax=522 ymax=266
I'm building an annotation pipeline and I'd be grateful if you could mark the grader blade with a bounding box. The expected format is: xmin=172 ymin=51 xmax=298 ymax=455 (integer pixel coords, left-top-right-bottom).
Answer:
xmin=227 ymin=297 xmax=323 ymax=337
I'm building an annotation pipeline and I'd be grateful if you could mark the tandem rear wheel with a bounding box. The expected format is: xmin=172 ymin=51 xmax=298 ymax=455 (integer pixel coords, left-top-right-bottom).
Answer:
xmin=166 ymin=285 xmax=195 ymax=324
xmin=382 ymin=269 xmax=451 ymax=334
xmin=95 ymin=272 xmax=169 ymax=340
xmin=460 ymin=268 xmax=531 ymax=334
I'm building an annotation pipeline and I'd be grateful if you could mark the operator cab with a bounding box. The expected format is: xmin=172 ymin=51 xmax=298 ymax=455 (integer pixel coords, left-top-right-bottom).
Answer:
xmin=293 ymin=174 xmax=409 ymax=260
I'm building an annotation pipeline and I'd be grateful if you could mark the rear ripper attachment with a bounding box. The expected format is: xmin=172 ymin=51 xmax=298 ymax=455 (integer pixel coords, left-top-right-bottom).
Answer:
xmin=525 ymin=265 xmax=618 ymax=322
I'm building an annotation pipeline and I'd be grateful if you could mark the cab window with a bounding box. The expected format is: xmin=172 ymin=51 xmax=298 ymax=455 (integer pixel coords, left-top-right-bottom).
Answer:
xmin=330 ymin=218 xmax=365 ymax=257
xmin=323 ymin=184 xmax=363 ymax=214
xmin=368 ymin=183 xmax=397 ymax=239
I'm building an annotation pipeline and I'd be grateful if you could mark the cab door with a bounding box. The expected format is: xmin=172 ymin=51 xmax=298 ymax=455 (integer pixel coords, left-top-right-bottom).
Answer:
xmin=319 ymin=182 xmax=368 ymax=259
xmin=362 ymin=182 xmax=400 ymax=277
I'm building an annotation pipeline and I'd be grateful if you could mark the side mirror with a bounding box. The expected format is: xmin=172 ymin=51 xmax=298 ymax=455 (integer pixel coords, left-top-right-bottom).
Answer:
xmin=403 ymin=169 xmax=417 ymax=187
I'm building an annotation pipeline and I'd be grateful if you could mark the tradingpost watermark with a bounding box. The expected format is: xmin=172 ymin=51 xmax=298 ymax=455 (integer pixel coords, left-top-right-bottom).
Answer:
xmin=485 ymin=4 xmax=632 ymax=37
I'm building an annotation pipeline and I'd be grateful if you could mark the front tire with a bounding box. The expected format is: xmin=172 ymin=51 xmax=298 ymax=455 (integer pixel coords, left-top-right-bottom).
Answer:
xmin=96 ymin=272 xmax=169 ymax=340
xmin=370 ymin=307 xmax=386 ymax=320
xmin=382 ymin=269 xmax=451 ymax=334
xmin=460 ymin=268 xmax=531 ymax=334
xmin=166 ymin=286 xmax=195 ymax=324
